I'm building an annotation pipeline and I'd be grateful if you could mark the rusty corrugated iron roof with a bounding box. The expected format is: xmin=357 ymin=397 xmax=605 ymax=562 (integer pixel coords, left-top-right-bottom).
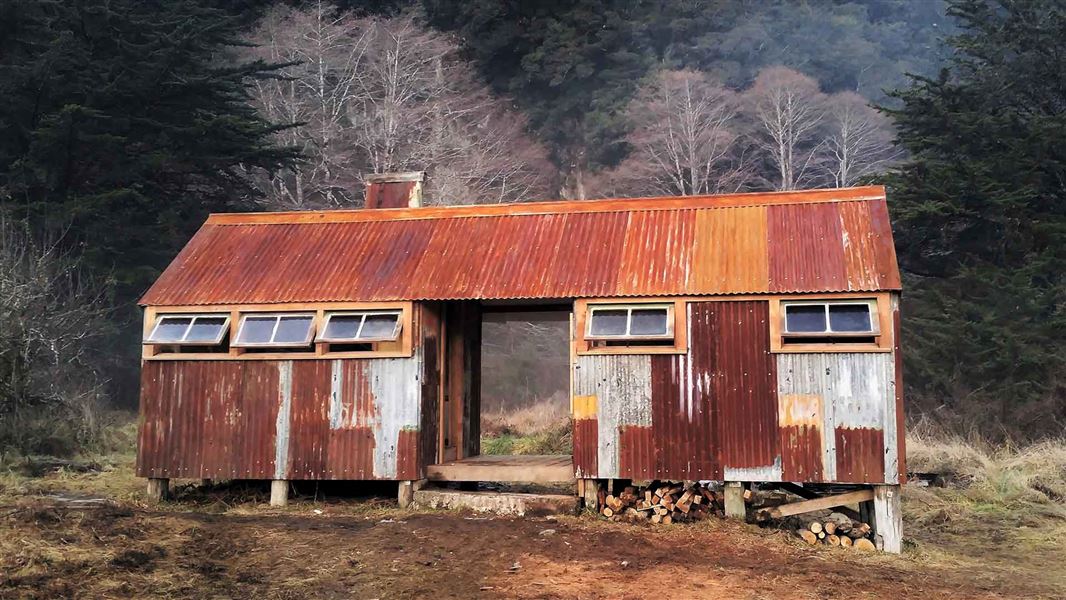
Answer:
xmin=140 ymin=186 xmax=900 ymax=306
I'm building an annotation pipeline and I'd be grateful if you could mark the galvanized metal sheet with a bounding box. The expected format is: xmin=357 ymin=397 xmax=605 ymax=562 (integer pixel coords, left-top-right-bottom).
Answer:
xmin=776 ymin=352 xmax=896 ymax=484
xmin=572 ymin=354 xmax=652 ymax=479
xmin=140 ymin=188 xmax=900 ymax=305
xmin=136 ymin=354 xmax=425 ymax=481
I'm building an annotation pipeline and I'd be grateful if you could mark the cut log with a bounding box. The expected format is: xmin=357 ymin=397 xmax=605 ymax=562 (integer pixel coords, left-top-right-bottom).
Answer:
xmin=799 ymin=530 xmax=818 ymax=545
xmin=651 ymin=514 xmax=662 ymax=524
xmin=840 ymin=536 xmax=853 ymax=548
xmin=824 ymin=521 xmax=837 ymax=535
xmin=817 ymin=531 xmax=826 ymax=540
xmin=662 ymin=515 xmax=672 ymax=525
xmin=826 ymin=534 xmax=840 ymax=546
xmin=853 ymin=538 xmax=877 ymax=552
xmin=602 ymin=507 xmax=614 ymax=518
xmin=809 ymin=521 xmax=823 ymax=535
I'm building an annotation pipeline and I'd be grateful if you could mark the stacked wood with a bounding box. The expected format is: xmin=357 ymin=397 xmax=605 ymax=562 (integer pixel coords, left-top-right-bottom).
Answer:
xmin=598 ymin=482 xmax=724 ymax=525
xmin=794 ymin=517 xmax=877 ymax=550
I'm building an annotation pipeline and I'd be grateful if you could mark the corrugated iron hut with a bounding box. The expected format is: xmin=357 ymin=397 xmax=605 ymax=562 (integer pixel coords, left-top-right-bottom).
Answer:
xmin=137 ymin=182 xmax=905 ymax=552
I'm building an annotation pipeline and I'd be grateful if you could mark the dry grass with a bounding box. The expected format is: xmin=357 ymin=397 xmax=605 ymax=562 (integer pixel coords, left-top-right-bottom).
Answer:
xmin=481 ymin=397 xmax=572 ymax=455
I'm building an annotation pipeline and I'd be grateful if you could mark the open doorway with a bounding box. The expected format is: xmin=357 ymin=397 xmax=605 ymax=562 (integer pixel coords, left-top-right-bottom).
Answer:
xmin=428 ymin=301 xmax=575 ymax=485
xmin=479 ymin=306 xmax=571 ymax=457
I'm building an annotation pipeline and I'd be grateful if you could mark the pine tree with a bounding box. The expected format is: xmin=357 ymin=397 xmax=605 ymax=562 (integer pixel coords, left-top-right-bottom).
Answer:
xmin=0 ymin=0 xmax=296 ymax=299
xmin=884 ymin=0 xmax=1066 ymax=436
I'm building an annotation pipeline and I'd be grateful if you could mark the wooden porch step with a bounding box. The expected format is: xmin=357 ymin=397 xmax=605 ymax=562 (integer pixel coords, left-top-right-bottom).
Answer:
xmin=425 ymin=454 xmax=574 ymax=484
xmin=414 ymin=488 xmax=579 ymax=516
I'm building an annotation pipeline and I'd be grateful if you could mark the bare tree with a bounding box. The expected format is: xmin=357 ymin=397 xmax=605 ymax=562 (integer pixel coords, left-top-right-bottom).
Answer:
xmin=0 ymin=217 xmax=111 ymax=451
xmin=821 ymin=92 xmax=900 ymax=187
xmin=245 ymin=2 xmax=369 ymax=208
xmin=744 ymin=67 xmax=829 ymax=191
xmin=244 ymin=4 xmax=553 ymax=208
xmin=603 ymin=70 xmax=750 ymax=197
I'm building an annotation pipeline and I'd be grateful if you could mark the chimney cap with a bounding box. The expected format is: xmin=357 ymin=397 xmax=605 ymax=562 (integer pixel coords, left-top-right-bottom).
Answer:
xmin=364 ymin=171 xmax=425 ymax=184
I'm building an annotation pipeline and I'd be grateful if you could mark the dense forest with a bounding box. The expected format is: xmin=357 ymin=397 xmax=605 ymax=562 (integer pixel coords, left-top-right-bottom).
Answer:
xmin=0 ymin=0 xmax=1062 ymax=451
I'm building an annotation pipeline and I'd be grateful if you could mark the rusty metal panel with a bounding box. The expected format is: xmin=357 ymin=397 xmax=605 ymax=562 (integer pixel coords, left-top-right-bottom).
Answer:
xmin=837 ymin=200 xmax=884 ymax=291
xmin=835 ymin=427 xmax=886 ymax=484
xmin=365 ymin=179 xmax=417 ymax=209
xmin=777 ymin=393 xmax=824 ymax=481
xmin=136 ymin=361 xmax=281 ymax=480
xmin=140 ymin=188 xmax=901 ymax=306
xmin=767 ymin=202 xmax=849 ymax=292
xmin=700 ymin=301 xmax=780 ymax=477
xmin=572 ymin=354 xmax=652 ymax=479
xmin=616 ymin=209 xmax=696 ymax=296
xmin=691 ymin=205 xmax=769 ymax=293
xmin=618 ymin=425 xmax=655 ymax=480
xmin=892 ymin=296 xmax=907 ymax=483
xmin=137 ymin=354 xmax=426 ymax=482
xmin=776 ymin=352 xmax=896 ymax=483
xmin=572 ymin=418 xmax=599 ymax=478
xmin=649 ymin=349 xmax=720 ymax=481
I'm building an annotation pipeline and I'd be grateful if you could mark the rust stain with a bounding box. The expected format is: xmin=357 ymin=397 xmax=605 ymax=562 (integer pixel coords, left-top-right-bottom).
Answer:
xmin=325 ymin=427 xmax=375 ymax=479
xmin=835 ymin=427 xmax=885 ymax=484
xmin=140 ymin=189 xmax=899 ymax=306
xmin=650 ymin=353 xmax=719 ymax=481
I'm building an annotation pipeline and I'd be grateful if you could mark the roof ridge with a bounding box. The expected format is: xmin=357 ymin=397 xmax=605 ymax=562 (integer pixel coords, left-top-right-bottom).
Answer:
xmin=207 ymin=186 xmax=886 ymax=226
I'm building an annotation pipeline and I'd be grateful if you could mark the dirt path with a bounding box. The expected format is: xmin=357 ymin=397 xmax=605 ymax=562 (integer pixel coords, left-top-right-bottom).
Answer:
xmin=0 ymin=496 xmax=1055 ymax=600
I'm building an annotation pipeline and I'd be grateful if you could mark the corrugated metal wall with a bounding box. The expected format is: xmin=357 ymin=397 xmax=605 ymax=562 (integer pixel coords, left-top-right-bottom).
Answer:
xmin=137 ymin=349 xmax=426 ymax=480
xmin=572 ymin=299 xmax=901 ymax=485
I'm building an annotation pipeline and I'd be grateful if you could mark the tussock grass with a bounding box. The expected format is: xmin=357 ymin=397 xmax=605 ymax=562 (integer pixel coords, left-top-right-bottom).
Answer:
xmin=481 ymin=398 xmax=572 ymax=455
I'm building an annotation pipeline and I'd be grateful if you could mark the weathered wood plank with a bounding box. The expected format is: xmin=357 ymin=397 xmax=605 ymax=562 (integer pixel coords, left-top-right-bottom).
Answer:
xmin=761 ymin=489 xmax=874 ymax=519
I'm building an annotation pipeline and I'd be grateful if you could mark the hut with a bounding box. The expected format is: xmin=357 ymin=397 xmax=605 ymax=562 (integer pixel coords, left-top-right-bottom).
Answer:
xmin=136 ymin=181 xmax=905 ymax=552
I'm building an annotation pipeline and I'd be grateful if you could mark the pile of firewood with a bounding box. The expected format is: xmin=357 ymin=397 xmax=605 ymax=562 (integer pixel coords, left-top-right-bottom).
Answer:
xmin=796 ymin=517 xmax=876 ymax=551
xmin=598 ymin=482 xmax=725 ymax=524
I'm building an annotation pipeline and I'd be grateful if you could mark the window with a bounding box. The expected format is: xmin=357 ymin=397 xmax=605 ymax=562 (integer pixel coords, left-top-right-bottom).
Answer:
xmin=145 ymin=314 xmax=229 ymax=345
xmin=317 ymin=311 xmax=402 ymax=343
xmin=782 ymin=300 xmax=878 ymax=337
xmin=233 ymin=313 xmax=315 ymax=347
xmin=587 ymin=304 xmax=673 ymax=340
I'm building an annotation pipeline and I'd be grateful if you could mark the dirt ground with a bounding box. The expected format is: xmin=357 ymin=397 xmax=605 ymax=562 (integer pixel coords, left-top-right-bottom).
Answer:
xmin=0 ymin=471 xmax=1062 ymax=599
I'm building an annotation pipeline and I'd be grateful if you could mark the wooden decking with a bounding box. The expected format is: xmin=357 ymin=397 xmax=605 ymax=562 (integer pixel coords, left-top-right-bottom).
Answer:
xmin=425 ymin=455 xmax=575 ymax=484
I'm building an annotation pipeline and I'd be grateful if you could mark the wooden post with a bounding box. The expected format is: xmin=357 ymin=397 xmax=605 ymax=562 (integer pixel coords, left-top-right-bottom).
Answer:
xmin=724 ymin=482 xmax=746 ymax=519
xmin=581 ymin=479 xmax=600 ymax=513
xmin=146 ymin=478 xmax=169 ymax=502
xmin=270 ymin=480 xmax=289 ymax=507
xmin=873 ymin=485 xmax=903 ymax=554
xmin=398 ymin=480 xmax=415 ymax=508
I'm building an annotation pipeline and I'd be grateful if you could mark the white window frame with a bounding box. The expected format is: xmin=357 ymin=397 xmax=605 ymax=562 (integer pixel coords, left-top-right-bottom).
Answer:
xmin=316 ymin=310 xmax=403 ymax=343
xmin=585 ymin=303 xmax=674 ymax=341
xmin=781 ymin=299 xmax=879 ymax=337
xmin=144 ymin=313 xmax=230 ymax=346
xmin=233 ymin=313 xmax=316 ymax=348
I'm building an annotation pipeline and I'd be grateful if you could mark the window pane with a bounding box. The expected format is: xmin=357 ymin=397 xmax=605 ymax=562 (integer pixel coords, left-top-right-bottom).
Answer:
xmin=239 ymin=316 xmax=276 ymax=344
xmin=829 ymin=304 xmax=872 ymax=332
xmin=785 ymin=305 xmax=827 ymax=333
xmin=152 ymin=317 xmax=192 ymax=342
xmin=589 ymin=309 xmax=628 ymax=336
xmin=630 ymin=308 xmax=669 ymax=336
xmin=323 ymin=315 xmax=362 ymax=340
xmin=359 ymin=313 xmax=400 ymax=339
xmin=184 ymin=317 xmax=227 ymax=343
xmin=274 ymin=316 xmax=313 ymax=344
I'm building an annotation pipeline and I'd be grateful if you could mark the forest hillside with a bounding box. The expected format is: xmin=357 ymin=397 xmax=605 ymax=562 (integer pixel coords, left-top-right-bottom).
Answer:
xmin=0 ymin=0 xmax=1063 ymax=454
